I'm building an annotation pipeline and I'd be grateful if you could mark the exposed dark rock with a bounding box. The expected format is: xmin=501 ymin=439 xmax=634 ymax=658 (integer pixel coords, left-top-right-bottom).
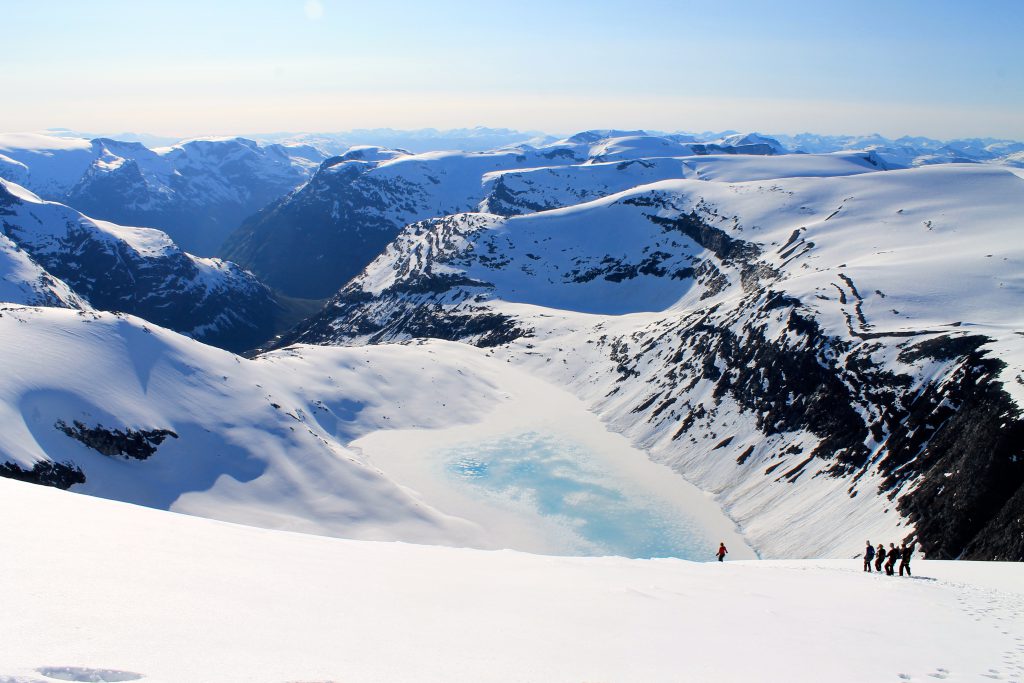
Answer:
xmin=884 ymin=351 xmax=1024 ymax=560
xmin=736 ymin=445 xmax=756 ymax=465
xmin=55 ymin=420 xmax=178 ymax=460
xmin=0 ymin=459 xmax=85 ymax=489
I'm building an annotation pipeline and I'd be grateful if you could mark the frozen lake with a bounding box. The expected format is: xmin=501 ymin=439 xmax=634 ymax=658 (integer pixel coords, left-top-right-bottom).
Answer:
xmin=356 ymin=422 xmax=754 ymax=560
xmin=440 ymin=431 xmax=717 ymax=559
xmin=350 ymin=352 xmax=754 ymax=560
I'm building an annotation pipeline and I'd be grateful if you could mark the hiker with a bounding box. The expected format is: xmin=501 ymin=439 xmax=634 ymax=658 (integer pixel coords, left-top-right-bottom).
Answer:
xmin=863 ymin=541 xmax=875 ymax=572
xmin=874 ymin=543 xmax=885 ymax=572
xmin=884 ymin=543 xmax=898 ymax=575
xmin=716 ymin=542 xmax=728 ymax=562
xmin=899 ymin=542 xmax=914 ymax=576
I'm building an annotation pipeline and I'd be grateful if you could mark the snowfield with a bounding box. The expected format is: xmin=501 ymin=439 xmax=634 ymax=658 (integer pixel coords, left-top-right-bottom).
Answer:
xmin=0 ymin=477 xmax=1021 ymax=683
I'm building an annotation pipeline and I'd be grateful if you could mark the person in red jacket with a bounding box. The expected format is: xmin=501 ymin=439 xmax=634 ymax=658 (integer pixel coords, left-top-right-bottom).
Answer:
xmin=716 ymin=542 xmax=728 ymax=562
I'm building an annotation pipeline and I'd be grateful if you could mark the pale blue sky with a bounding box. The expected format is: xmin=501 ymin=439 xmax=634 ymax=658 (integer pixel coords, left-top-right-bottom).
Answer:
xmin=3 ymin=0 xmax=1022 ymax=138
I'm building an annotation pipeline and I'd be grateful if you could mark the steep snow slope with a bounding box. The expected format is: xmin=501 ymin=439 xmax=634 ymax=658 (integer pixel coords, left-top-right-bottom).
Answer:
xmin=0 ymin=133 xmax=98 ymax=196
xmin=278 ymin=164 xmax=1024 ymax=559
xmin=1 ymin=477 xmax=1022 ymax=683
xmin=0 ymin=233 xmax=85 ymax=309
xmin=0 ymin=179 xmax=277 ymax=352
xmin=0 ymin=133 xmax=321 ymax=254
xmin=0 ymin=305 xmax=485 ymax=545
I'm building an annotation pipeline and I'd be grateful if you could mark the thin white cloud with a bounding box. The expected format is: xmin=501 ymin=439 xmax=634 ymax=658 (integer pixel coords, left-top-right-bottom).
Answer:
xmin=304 ymin=0 xmax=324 ymax=20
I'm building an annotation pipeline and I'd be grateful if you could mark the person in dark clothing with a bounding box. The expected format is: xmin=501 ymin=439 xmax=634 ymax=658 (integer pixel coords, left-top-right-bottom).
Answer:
xmin=874 ymin=543 xmax=886 ymax=572
xmin=716 ymin=542 xmax=728 ymax=562
xmin=899 ymin=542 xmax=915 ymax=576
xmin=884 ymin=543 xmax=898 ymax=575
xmin=863 ymin=541 xmax=875 ymax=572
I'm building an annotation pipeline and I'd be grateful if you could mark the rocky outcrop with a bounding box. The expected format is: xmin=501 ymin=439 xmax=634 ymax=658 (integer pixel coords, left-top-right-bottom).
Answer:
xmin=0 ymin=459 xmax=85 ymax=489
xmin=55 ymin=420 xmax=178 ymax=461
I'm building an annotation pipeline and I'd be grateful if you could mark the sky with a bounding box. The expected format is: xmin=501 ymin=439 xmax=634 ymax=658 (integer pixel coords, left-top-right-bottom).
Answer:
xmin=2 ymin=0 xmax=1022 ymax=140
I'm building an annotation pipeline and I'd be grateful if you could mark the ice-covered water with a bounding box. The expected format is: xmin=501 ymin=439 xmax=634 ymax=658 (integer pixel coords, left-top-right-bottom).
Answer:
xmin=441 ymin=431 xmax=713 ymax=559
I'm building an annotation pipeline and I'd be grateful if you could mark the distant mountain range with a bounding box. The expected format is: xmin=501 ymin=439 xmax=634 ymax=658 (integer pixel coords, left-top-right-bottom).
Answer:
xmin=0 ymin=133 xmax=322 ymax=255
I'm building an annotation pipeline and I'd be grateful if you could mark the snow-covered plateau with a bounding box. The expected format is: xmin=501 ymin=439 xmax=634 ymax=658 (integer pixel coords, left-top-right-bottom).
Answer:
xmin=0 ymin=476 xmax=1021 ymax=683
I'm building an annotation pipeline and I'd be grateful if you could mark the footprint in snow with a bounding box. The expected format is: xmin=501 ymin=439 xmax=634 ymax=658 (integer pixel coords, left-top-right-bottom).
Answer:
xmin=35 ymin=668 xmax=142 ymax=682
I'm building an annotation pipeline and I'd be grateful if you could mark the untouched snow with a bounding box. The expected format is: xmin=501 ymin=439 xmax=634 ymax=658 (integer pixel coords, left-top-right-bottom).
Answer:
xmin=1 ymin=477 xmax=1021 ymax=683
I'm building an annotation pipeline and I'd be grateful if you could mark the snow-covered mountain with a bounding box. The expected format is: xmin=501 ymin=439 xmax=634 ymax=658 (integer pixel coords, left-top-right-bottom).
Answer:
xmin=275 ymin=162 xmax=1024 ymax=560
xmin=221 ymin=145 xmax=573 ymax=298
xmin=768 ymin=131 xmax=1024 ymax=168
xmin=481 ymin=151 xmax=885 ymax=216
xmin=0 ymin=179 xmax=278 ymax=352
xmin=0 ymin=133 xmax=323 ymax=255
xmin=221 ymin=131 xmax=792 ymax=298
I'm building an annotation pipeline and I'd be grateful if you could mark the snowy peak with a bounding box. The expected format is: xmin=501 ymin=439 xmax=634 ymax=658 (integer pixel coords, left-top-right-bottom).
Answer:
xmin=714 ymin=132 xmax=786 ymax=154
xmin=770 ymin=131 xmax=1024 ymax=168
xmin=0 ymin=178 xmax=278 ymax=352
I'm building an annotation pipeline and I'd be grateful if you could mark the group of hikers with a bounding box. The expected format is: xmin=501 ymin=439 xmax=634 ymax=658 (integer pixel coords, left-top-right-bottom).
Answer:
xmin=711 ymin=540 xmax=914 ymax=571
xmin=864 ymin=540 xmax=914 ymax=576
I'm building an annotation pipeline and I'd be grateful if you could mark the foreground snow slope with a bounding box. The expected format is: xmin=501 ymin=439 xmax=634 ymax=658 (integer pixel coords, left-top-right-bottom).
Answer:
xmin=1 ymin=477 xmax=1021 ymax=683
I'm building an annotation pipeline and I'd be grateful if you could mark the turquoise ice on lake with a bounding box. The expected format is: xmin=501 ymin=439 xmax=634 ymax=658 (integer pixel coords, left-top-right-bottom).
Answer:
xmin=443 ymin=432 xmax=710 ymax=560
